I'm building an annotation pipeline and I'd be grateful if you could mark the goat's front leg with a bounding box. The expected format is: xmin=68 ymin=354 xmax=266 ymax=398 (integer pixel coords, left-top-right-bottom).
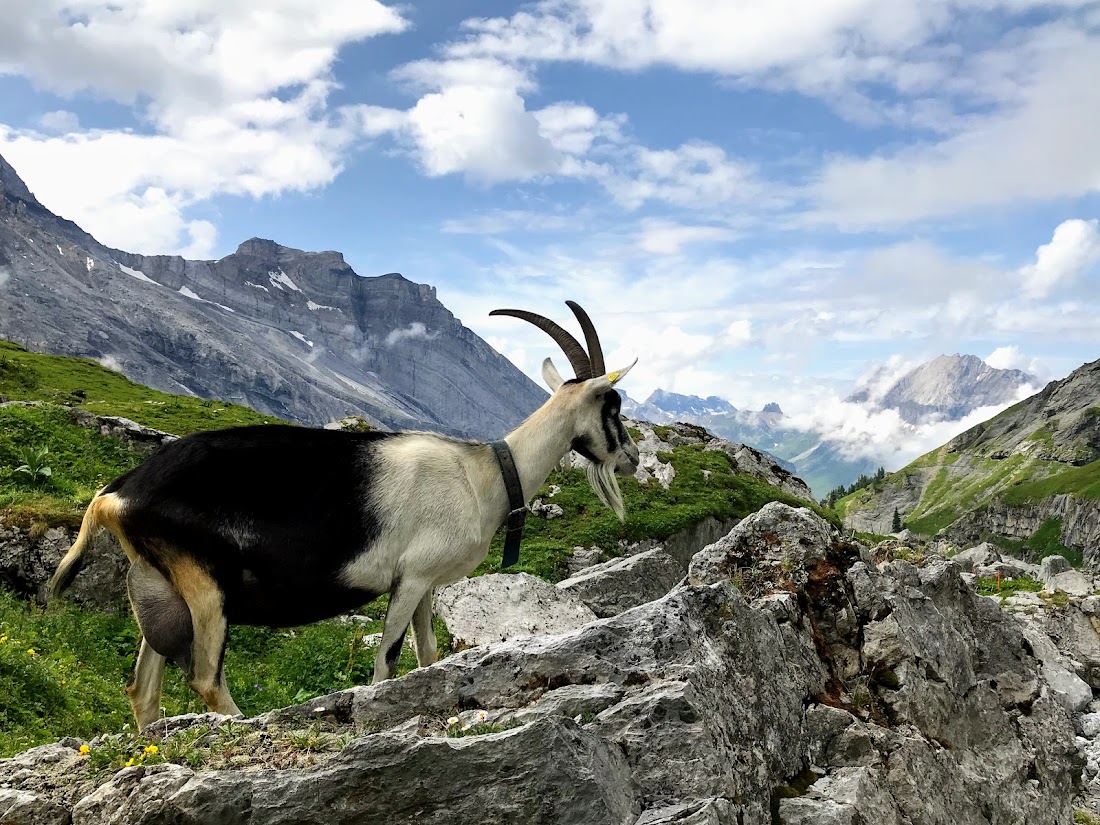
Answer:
xmin=374 ymin=579 xmax=429 ymax=682
xmin=410 ymin=590 xmax=438 ymax=668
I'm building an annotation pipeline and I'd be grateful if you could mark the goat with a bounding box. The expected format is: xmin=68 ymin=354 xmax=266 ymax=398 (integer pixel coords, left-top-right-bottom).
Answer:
xmin=48 ymin=301 xmax=639 ymax=729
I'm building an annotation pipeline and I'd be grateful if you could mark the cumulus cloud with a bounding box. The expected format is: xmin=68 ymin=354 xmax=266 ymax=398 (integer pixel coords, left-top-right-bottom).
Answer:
xmin=349 ymin=58 xmax=629 ymax=186
xmin=97 ymin=354 xmax=124 ymax=372
xmin=0 ymin=0 xmax=408 ymax=255
xmin=784 ymin=395 xmax=1025 ymax=469
xmin=984 ymin=345 xmax=1044 ymax=377
xmin=1019 ymin=218 xmax=1100 ymax=298
xmin=808 ymin=28 xmax=1100 ymax=228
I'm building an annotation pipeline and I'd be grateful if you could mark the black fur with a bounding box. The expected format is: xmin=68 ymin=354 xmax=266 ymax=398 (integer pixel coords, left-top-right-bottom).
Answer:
xmin=570 ymin=390 xmax=625 ymax=460
xmin=107 ymin=425 xmax=402 ymax=627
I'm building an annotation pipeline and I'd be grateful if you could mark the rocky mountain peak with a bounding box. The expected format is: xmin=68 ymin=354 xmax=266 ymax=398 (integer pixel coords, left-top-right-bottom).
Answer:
xmin=643 ymin=389 xmax=736 ymax=416
xmin=0 ymin=152 xmax=41 ymax=207
xmin=848 ymin=353 xmax=1038 ymax=424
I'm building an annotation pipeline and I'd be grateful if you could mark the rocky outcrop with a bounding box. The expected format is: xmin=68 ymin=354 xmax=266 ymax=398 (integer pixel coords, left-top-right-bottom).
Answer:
xmin=435 ymin=573 xmax=596 ymax=649
xmin=630 ymin=420 xmax=814 ymax=504
xmin=556 ymin=548 xmax=683 ymax=618
xmin=947 ymin=494 xmax=1100 ymax=569
xmin=1 ymin=503 xmax=1086 ymax=824
xmin=0 ymin=525 xmax=126 ymax=608
xmin=0 ymin=154 xmax=547 ymax=438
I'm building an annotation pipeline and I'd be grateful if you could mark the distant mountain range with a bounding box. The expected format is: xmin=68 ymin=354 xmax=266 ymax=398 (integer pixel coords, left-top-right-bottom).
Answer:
xmin=625 ymin=354 xmax=1039 ymax=497
xmin=841 ymin=357 xmax=1100 ymax=566
xmin=0 ymin=153 xmax=546 ymax=438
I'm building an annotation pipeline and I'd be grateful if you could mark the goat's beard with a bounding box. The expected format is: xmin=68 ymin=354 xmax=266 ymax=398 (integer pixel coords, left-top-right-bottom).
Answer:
xmin=586 ymin=459 xmax=625 ymax=521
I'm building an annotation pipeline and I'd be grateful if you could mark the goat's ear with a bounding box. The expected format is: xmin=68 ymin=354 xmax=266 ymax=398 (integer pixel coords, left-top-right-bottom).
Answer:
xmin=542 ymin=357 xmax=565 ymax=392
xmin=605 ymin=358 xmax=637 ymax=386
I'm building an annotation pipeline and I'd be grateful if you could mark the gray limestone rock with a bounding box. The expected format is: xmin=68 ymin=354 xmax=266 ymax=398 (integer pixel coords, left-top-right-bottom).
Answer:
xmin=950 ymin=542 xmax=1003 ymax=570
xmin=435 ymin=572 xmax=597 ymax=649
xmin=71 ymin=719 xmax=638 ymax=825
xmin=556 ymin=548 xmax=683 ymax=618
xmin=0 ymin=155 xmax=547 ymax=438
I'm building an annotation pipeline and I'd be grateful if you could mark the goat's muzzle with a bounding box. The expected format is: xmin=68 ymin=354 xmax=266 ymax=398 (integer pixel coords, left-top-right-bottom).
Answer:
xmin=615 ymin=442 xmax=640 ymax=476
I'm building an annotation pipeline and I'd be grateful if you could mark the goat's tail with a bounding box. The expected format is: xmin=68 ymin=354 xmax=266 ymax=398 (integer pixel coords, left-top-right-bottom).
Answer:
xmin=48 ymin=490 xmax=114 ymax=600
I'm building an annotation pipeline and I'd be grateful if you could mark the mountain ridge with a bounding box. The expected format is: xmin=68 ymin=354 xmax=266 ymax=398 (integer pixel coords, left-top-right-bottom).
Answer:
xmin=0 ymin=153 xmax=547 ymax=438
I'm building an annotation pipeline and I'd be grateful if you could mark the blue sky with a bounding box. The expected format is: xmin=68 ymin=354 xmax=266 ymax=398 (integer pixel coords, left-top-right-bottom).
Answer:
xmin=1 ymin=0 xmax=1099 ymax=466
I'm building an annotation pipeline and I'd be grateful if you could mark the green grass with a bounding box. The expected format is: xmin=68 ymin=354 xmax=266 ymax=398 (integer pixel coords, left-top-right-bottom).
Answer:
xmin=0 ymin=587 xmax=450 ymax=756
xmin=0 ymin=339 xmax=280 ymax=435
xmin=475 ymin=444 xmax=837 ymax=581
xmin=1000 ymin=459 xmax=1100 ymax=504
xmin=975 ymin=575 xmax=1043 ymax=597
xmin=990 ymin=517 xmax=1082 ymax=567
xmin=0 ymin=339 xmax=282 ymax=526
xmin=0 ymin=404 xmax=147 ymax=526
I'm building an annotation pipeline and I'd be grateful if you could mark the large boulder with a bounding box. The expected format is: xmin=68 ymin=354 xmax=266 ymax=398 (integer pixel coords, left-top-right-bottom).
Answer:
xmin=556 ymin=548 xmax=683 ymax=618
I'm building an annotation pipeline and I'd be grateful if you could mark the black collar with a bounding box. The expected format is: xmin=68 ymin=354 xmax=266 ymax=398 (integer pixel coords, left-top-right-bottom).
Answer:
xmin=490 ymin=440 xmax=526 ymax=568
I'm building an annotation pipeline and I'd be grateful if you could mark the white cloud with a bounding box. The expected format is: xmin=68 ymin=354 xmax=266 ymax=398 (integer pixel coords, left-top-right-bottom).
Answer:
xmin=809 ymin=28 xmax=1100 ymax=227
xmin=97 ymin=354 xmax=123 ymax=372
xmin=405 ymin=86 xmax=559 ymax=183
xmin=1019 ymin=218 xmax=1100 ymax=298
xmin=636 ymin=219 xmax=736 ymax=254
xmin=36 ymin=110 xmax=79 ymax=133
xmin=606 ymin=142 xmax=779 ymax=211
xmin=785 ymin=394 xmax=1025 ymax=469
xmin=0 ymin=0 xmax=408 ymax=255
xmin=384 ymin=322 xmax=437 ymax=347
xmin=984 ymin=345 xmax=1044 ymax=378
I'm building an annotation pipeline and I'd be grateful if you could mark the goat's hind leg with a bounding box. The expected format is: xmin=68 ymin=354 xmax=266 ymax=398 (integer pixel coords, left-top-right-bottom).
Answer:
xmin=171 ymin=558 xmax=241 ymax=718
xmin=126 ymin=559 xmax=192 ymax=729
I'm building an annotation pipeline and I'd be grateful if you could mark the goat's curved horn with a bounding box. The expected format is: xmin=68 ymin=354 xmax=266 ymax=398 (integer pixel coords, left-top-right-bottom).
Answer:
xmin=490 ymin=309 xmax=593 ymax=380
xmin=565 ymin=301 xmax=605 ymax=378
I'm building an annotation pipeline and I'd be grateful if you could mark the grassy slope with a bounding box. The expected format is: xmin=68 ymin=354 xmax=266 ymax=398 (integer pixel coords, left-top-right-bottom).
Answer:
xmin=0 ymin=340 xmax=826 ymax=755
xmin=835 ymin=392 xmax=1098 ymax=548
xmin=0 ymin=340 xmax=281 ymax=526
xmin=836 ymin=436 xmax=1067 ymax=537
xmin=0 ymin=340 xmax=282 ymax=435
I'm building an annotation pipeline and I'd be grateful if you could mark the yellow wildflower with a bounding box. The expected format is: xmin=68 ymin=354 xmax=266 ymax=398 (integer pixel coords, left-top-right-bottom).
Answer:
xmin=26 ymin=648 xmax=37 ymax=657
xmin=126 ymin=758 xmax=135 ymax=767
xmin=0 ymin=635 xmax=8 ymax=643
xmin=79 ymin=744 xmax=90 ymax=755
xmin=144 ymin=744 xmax=159 ymax=755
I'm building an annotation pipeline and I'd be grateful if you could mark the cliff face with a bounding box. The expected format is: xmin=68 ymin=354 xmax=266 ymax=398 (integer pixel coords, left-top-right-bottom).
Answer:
xmin=0 ymin=155 xmax=546 ymax=438
xmin=841 ymin=358 xmax=1100 ymax=557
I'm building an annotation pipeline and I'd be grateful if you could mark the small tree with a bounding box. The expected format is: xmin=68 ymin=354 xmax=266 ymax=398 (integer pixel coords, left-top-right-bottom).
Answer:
xmin=891 ymin=507 xmax=903 ymax=532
